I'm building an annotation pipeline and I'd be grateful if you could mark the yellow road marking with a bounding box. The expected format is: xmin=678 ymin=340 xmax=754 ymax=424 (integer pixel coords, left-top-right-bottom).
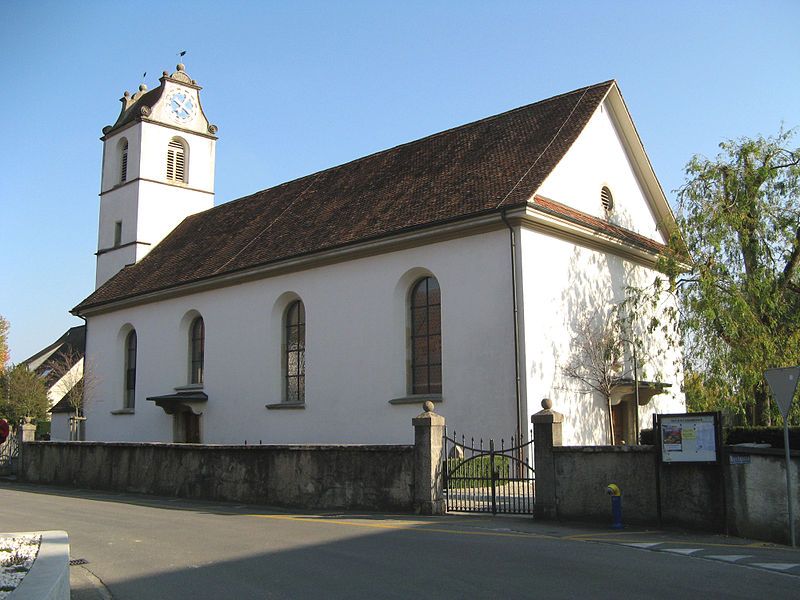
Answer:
xmin=566 ymin=530 xmax=655 ymax=538
xmin=246 ymin=514 xmax=777 ymax=550
xmin=247 ymin=513 xmax=553 ymax=539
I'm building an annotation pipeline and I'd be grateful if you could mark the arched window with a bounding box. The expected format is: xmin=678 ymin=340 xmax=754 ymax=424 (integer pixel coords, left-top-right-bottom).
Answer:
xmin=166 ymin=137 xmax=188 ymax=183
xmin=120 ymin=138 xmax=128 ymax=183
xmin=189 ymin=316 xmax=204 ymax=384
xmin=284 ymin=300 xmax=305 ymax=403
xmin=410 ymin=276 xmax=442 ymax=394
xmin=124 ymin=330 xmax=137 ymax=409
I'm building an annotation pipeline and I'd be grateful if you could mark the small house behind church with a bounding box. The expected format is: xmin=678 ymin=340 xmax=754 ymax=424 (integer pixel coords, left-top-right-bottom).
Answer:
xmin=22 ymin=325 xmax=86 ymax=440
xmin=74 ymin=66 xmax=685 ymax=446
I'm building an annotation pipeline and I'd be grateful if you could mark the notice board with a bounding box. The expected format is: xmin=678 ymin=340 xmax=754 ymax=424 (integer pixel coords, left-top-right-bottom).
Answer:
xmin=656 ymin=412 xmax=721 ymax=464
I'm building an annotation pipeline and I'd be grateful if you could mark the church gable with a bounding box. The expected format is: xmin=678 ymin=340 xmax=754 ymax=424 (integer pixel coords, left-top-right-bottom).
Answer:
xmin=534 ymin=86 xmax=674 ymax=246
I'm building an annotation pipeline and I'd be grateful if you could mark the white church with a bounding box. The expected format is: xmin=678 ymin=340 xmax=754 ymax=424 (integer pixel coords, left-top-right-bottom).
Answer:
xmin=72 ymin=64 xmax=685 ymax=446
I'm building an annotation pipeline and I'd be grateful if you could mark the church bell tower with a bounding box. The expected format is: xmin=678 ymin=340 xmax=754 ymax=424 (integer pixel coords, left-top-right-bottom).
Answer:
xmin=95 ymin=64 xmax=218 ymax=288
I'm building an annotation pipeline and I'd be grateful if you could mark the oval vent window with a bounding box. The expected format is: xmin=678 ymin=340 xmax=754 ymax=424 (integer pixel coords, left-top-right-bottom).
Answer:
xmin=601 ymin=186 xmax=614 ymax=213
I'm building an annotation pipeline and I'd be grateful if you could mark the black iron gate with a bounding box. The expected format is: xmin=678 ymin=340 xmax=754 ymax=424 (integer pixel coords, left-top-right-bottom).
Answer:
xmin=0 ymin=431 xmax=19 ymax=476
xmin=443 ymin=430 xmax=535 ymax=515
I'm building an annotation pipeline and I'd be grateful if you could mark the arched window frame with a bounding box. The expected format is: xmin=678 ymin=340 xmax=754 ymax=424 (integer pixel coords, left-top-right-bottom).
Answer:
xmin=284 ymin=300 xmax=305 ymax=404
xmin=120 ymin=138 xmax=129 ymax=184
xmin=409 ymin=276 xmax=442 ymax=395
xmin=166 ymin=137 xmax=189 ymax=184
xmin=124 ymin=329 xmax=137 ymax=409
xmin=189 ymin=316 xmax=204 ymax=385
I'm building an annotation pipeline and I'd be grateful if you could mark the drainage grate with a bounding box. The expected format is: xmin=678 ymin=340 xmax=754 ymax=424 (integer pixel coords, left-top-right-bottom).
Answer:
xmin=69 ymin=558 xmax=89 ymax=566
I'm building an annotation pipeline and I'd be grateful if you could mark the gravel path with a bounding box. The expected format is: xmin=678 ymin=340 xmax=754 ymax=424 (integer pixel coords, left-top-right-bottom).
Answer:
xmin=0 ymin=533 xmax=41 ymax=598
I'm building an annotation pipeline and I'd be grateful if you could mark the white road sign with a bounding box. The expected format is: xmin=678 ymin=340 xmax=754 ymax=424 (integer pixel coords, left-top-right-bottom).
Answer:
xmin=764 ymin=366 xmax=800 ymax=420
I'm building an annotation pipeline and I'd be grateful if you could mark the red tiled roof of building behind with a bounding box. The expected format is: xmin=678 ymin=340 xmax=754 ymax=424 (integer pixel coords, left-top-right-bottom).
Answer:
xmin=75 ymin=80 xmax=652 ymax=313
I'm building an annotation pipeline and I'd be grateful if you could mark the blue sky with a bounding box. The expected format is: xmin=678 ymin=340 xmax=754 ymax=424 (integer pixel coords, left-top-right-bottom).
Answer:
xmin=1 ymin=0 xmax=798 ymax=362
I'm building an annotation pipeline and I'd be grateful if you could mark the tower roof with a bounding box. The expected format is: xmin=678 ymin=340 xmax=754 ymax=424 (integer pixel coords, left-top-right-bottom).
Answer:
xmin=102 ymin=64 xmax=215 ymax=138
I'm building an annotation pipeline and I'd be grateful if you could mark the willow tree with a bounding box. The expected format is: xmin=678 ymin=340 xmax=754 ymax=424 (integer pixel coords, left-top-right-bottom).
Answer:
xmin=665 ymin=130 xmax=800 ymax=425
xmin=0 ymin=364 xmax=49 ymax=424
xmin=0 ymin=316 xmax=8 ymax=374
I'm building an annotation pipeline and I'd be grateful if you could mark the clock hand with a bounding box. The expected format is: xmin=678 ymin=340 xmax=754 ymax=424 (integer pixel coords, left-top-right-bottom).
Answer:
xmin=176 ymin=96 xmax=192 ymax=114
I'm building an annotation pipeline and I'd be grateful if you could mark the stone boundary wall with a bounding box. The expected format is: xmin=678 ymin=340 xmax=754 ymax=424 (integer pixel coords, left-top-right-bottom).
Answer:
xmin=533 ymin=403 xmax=798 ymax=544
xmin=20 ymin=442 xmax=415 ymax=511
xmin=551 ymin=446 xmax=658 ymax=524
xmin=535 ymin=424 xmax=799 ymax=543
xmin=726 ymin=446 xmax=800 ymax=544
xmin=550 ymin=445 xmax=725 ymax=530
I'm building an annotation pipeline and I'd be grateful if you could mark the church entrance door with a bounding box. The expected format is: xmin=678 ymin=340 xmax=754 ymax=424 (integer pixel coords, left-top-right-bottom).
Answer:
xmin=174 ymin=409 xmax=201 ymax=443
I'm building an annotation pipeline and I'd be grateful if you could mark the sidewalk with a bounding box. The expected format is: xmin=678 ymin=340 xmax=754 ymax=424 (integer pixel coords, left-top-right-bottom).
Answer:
xmin=435 ymin=512 xmax=800 ymax=575
xmin=70 ymin=565 xmax=112 ymax=600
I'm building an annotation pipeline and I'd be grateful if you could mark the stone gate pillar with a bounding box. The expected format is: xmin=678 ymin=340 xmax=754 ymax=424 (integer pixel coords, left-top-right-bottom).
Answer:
xmin=413 ymin=401 xmax=445 ymax=515
xmin=532 ymin=398 xmax=563 ymax=519
xmin=20 ymin=422 xmax=36 ymax=443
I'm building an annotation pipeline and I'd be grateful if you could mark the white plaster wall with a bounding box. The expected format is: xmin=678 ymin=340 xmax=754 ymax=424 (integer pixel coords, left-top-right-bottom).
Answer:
xmin=133 ymin=180 xmax=213 ymax=260
xmin=96 ymin=182 xmax=139 ymax=249
xmin=535 ymin=100 xmax=665 ymax=244
xmin=84 ymin=231 xmax=519 ymax=445
xmin=96 ymin=181 xmax=139 ymax=287
xmin=138 ymin=121 xmax=215 ymax=192
xmin=518 ymin=227 xmax=685 ymax=445
xmin=101 ymin=127 xmax=142 ymax=193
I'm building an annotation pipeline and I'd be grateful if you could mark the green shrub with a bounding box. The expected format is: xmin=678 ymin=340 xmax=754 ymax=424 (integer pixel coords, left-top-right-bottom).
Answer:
xmin=445 ymin=455 xmax=511 ymax=489
xmin=725 ymin=427 xmax=800 ymax=449
xmin=639 ymin=428 xmax=655 ymax=445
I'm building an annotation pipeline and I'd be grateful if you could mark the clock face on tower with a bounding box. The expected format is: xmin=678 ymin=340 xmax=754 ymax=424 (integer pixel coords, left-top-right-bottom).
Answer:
xmin=167 ymin=89 xmax=196 ymax=124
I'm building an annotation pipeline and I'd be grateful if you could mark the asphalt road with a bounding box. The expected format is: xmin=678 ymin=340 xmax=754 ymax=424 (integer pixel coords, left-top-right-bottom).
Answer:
xmin=1 ymin=482 xmax=798 ymax=599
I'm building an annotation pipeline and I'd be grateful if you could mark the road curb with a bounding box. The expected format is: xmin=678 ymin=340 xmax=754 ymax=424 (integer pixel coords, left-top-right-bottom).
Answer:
xmin=12 ymin=530 xmax=70 ymax=600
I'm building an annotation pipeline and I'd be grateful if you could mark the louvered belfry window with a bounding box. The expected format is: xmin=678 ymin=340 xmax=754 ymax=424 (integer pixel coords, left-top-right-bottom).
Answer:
xmin=120 ymin=140 xmax=128 ymax=183
xmin=166 ymin=138 xmax=187 ymax=183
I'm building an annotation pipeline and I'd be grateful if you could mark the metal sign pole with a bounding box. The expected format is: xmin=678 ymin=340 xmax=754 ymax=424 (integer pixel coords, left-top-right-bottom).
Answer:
xmin=782 ymin=422 xmax=794 ymax=548
xmin=764 ymin=366 xmax=799 ymax=548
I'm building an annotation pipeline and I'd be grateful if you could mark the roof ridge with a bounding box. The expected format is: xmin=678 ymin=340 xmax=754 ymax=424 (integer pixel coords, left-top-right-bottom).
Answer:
xmin=336 ymin=79 xmax=617 ymax=163
xmin=207 ymin=80 xmax=617 ymax=211
xmin=495 ymin=82 xmax=613 ymax=208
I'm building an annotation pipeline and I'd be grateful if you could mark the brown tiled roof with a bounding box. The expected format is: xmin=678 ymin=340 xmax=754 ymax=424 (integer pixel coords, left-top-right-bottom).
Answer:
xmin=24 ymin=326 xmax=86 ymax=385
xmin=77 ymin=81 xmax=622 ymax=312
xmin=532 ymin=196 xmax=668 ymax=254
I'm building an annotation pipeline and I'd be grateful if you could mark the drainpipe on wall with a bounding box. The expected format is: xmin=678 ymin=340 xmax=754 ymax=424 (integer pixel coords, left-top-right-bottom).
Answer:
xmin=501 ymin=210 xmax=523 ymax=446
